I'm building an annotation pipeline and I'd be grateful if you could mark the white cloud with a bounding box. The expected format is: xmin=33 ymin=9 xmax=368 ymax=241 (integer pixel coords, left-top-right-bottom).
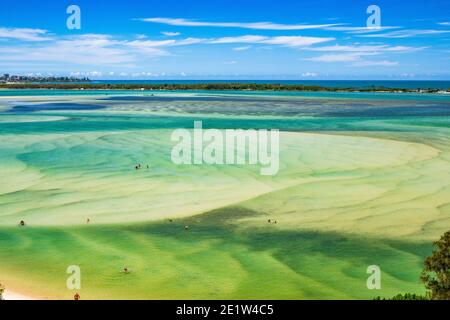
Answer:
xmin=223 ymin=60 xmax=237 ymax=64
xmin=327 ymin=26 xmax=400 ymax=34
xmin=175 ymin=37 xmax=207 ymax=46
xmin=127 ymin=37 xmax=205 ymax=48
xmin=70 ymin=71 xmax=103 ymax=77
xmin=138 ymin=18 xmax=410 ymax=41
xmin=89 ymin=71 xmax=103 ymax=77
xmin=137 ymin=17 xmax=341 ymax=30
xmin=210 ymin=35 xmax=334 ymax=47
xmin=161 ymin=31 xmax=181 ymax=36
xmin=301 ymin=72 xmax=318 ymax=77
xmin=0 ymin=31 xmax=335 ymax=69
xmin=360 ymin=29 xmax=450 ymax=38
xmin=306 ymin=52 xmax=399 ymax=67
xmin=211 ymin=35 xmax=266 ymax=44
xmin=400 ymin=73 xmax=416 ymax=78
xmin=438 ymin=22 xmax=450 ymax=26
xmin=352 ymin=60 xmax=399 ymax=67
xmin=0 ymin=34 xmax=137 ymax=66
xmin=306 ymin=53 xmax=369 ymax=62
xmin=128 ymin=35 xmax=333 ymax=49
xmin=0 ymin=27 xmax=52 ymax=41
xmin=263 ymin=36 xmax=334 ymax=47
xmin=131 ymin=72 xmax=161 ymax=77
xmin=62 ymin=34 xmax=121 ymax=47
xmin=127 ymin=39 xmax=178 ymax=47
xmin=304 ymin=43 xmax=422 ymax=66
xmin=233 ymin=46 xmax=252 ymax=51
xmin=306 ymin=44 xmax=423 ymax=53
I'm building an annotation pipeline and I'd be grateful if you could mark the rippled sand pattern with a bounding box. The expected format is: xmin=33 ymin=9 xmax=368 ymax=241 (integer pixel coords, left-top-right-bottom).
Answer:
xmin=0 ymin=91 xmax=448 ymax=299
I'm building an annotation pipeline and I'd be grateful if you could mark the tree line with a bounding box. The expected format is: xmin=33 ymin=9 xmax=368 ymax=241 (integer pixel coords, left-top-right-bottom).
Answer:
xmin=0 ymin=82 xmax=448 ymax=93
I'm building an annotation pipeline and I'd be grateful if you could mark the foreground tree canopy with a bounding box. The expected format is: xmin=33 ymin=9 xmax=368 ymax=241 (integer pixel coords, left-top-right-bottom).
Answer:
xmin=375 ymin=230 xmax=449 ymax=300
xmin=0 ymin=283 xmax=4 ymax=300
xmin=421 ymin=230 xmax=450 ymax=300
xmin=373 ymin=293 xmax=429 ymax=300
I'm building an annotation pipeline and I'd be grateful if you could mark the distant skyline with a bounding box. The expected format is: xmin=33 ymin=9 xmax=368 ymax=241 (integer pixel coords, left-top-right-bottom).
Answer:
xmin=1 ymin=0 xmax=450 ymax=80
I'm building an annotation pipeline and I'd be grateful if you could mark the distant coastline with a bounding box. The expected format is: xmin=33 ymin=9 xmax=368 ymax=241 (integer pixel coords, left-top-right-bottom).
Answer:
xmin=0 ymin=73 xmax=90 ymax=84
xmin=1 ymin=82 xmax=449 ymax=93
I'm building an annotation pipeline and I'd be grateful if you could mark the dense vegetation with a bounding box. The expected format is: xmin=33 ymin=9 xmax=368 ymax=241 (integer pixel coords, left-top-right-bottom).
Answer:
xmin=375 ymin=230 xmax=450 ymax=300
xmin=421 ymin=230 xmax=450 ymax=300
xmin=373 ymin=293 xmax=430 ymax=300
xmin=0 ymin=82 xmax=448 ymax=93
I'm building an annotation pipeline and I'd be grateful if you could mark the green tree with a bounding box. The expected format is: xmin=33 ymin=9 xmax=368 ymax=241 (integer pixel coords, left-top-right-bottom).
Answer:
xmin=373 ymin=293 xmax=429 ymax=300
xmin=0 ymin=283 xmax=4 ymax=300
xmin=421 ymin=230 xmax=450 ymax=300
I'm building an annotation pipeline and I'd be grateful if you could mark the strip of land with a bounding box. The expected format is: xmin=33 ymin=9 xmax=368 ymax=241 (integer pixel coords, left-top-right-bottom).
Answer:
xmin=1 ymin=83 xmax=449 ymax=93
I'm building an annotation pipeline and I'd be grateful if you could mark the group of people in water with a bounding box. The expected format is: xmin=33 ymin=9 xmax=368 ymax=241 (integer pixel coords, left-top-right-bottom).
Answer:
xmin=134 ymin=163 xmax=149 ymax=170
xmin=19 ymin=218 xmax=92 ymax=226
xmin=16 ymin=192 xmax=278 ymax=301
xmin=72 ymin=266 xmax=130 ymax=300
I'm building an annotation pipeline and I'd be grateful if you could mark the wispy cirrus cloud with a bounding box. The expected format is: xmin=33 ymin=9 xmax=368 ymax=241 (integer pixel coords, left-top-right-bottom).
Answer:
xmin=127 ymin=35 xmax=334 ymax=49
xmin=325 ymin=25 xmax=400 ymax=33
xmin=352 ymin=60 xmax=399 ymax=67
xmin=0 ymin=31 xmax=335 ymax=68
xmin=161 ymin=31 xmax=181 ymax=36
xmin=210 ymin=35 xmax=266 ymax=44
xmin=305 ymin=44 xmax=425 ymax=53
xmin=305 ymin=53 xmax=398 ymax=67
xmin=0 ymin=34 xmax=137 ymax=66
xmin=301 ymin=72 xmax=318 ymax=77
xmin=209 ymin=35 xmax=334 ymax=47
xmin=0 ymin=27 xmax=52 ymax=41
xmin=233 ymin=46 xmax=252 ymax=51
xmin=137 ymin=17 xmax=341 ymax=30
xmin=262 ymin=36 xmax=334 ymax=47
xmin=137 ymin=17 xmax=407 ymax=37
xmin=305 ymin=53 xmax=373 ymax=62
xmin=304 ymin=43 xmax=423 ymax=66
xmin=127 ymin=37 xmax=205 ymax=48
xmin=360 ymin=29 xmax=450 ymax=38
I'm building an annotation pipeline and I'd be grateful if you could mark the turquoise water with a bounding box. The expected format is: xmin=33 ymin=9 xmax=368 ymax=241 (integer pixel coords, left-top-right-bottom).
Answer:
xmin=1 ymin=90 xmax=449 ymax=136
xmin=2 ymin=89 xmax=450 ymax=102
xmin=0 ymin=90 xmax=449 ymax=299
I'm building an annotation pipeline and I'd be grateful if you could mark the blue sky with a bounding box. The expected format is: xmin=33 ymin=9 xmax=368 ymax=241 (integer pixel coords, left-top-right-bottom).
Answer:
xmin=0 ymin=0 xmax=449 ymax=79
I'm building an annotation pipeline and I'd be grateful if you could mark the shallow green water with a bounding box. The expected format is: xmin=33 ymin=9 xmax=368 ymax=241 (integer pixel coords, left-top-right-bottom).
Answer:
xmin=0 ymin=91 xmax=449 ymax=299
xmin=0 ymin=208 xmax=432 ymax=299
